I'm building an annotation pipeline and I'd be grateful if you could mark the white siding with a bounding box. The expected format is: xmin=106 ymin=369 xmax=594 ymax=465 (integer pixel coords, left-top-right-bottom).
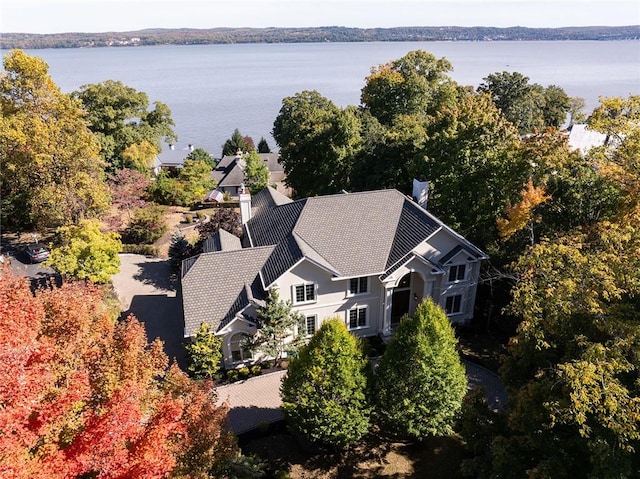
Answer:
xmin=275 ymin=259 xmax=384 ymax=336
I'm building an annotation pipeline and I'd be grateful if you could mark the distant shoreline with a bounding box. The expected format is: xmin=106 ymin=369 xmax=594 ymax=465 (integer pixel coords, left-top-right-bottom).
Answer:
xmin=2 ymin=25 xmax=639 ymax=50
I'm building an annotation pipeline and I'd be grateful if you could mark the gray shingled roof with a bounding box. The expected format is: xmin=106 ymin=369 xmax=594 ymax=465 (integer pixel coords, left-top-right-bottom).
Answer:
xmin=183 ymin=186 xmax=487 ymax=335
xmin=246 ymin=189 xmax=442 ymax=282
xmin=182 ymin=246 xmax=275 ymax=336
xmin=212 ymin=153 xmax=285 ymax=188
xmin=203 ymin=229 xmax=242 ymax=253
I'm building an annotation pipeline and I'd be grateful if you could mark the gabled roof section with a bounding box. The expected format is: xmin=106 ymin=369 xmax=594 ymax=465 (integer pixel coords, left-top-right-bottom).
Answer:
xmin=181 ymin=245 xmax=275 ymax=337
xmin=293 ymin=190 xmax=405 ymax=277
xmin=385 ymin=200 xmax=441 ymax=270
xmin=250 ymin=186 xmax=293 ymax=219
xmin=246 ymin=199 xmax=307 ymax=247
xmin=203 ymin=229 xmax=242 ymax=253
xmin=439 ymin=244 xmax=486 ymax=265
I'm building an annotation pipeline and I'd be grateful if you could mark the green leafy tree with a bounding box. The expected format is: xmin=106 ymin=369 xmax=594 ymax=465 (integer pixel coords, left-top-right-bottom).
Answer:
xmin=257 ymin=137 xmax=271 ymax=153
xmin=477 ymin=71 xmax=570 ymax=133
xmin=222 ymin=128 xmax=254 ymax=157
xmin=122 ymin=204 xmax=167 ymax=244
xmin=73 ymin=79 xmax=177 ymax=171
xmin=280 ymin=318 xmax=372 ymax=448
xmin=46 ymin=219 xmax=121 ymax=283
xmin=568 ymin=97 xmax=587 ymax=125
xmin=186 ymin=322 xmax=223 ymax=379
xmin=246 ymin=289 xmax=305 ymax=366
xmin=374 ymin=298 xmax=467 ymax=439
xmin=185 ymin=147 xmax=215 ymax=169
xmin=273 ymin=91 xmax=362 ymax=198
xmin=243 ymin=150 xmax=270 ymax=194
xmin=178 ymin=156 xmax=216 ymax=205
xmin=360 ymin=50 xmax=456 ymax=125
xmin=0 ymin=50 xmax=110 ymax=230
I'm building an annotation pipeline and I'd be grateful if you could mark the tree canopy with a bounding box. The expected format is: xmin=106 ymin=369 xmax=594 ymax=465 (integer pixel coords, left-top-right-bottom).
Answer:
xmin=73 ymin=79 xmax=177 ymax=171
xmin=46 ymin=219 xmax=121 ymax=283
xmin=477 ymin=71 xmax=570 ymax=133
xmin=280 ymin=318 xmax=372 ymax=448
xmin=374 ymin=298 xmax=467 ymax=440
xmin=0 ymin=272 xmax=236 ymax=478
xmin=0 ymin=49 xmax=110 ymax=230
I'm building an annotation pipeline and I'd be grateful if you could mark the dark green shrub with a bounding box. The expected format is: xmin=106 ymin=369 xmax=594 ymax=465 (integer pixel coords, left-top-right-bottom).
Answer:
xmin=238 ymin=367 xmax=250 ymax=379
xmin=121 ymin=244 xmax=159 ymax=256
xmin=226 ymin=369 xmax=239 ymax=382
xmin=250 ymin=364 xmax=262 ymax=376
xmin=122 ymin=204 xmax=167 ymax=244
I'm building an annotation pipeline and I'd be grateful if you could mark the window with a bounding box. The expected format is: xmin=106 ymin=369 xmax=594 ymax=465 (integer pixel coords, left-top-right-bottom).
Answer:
xmin=445 ymin=295 xmax=462 ymax=315
xmin=230 ymin=333 xmax=252 ymax=362
xmin=448 ymin=264 xmax=466 ymax=282
xmin=293 ymin=283 xmax=316 ymax=303
xmin=349 ymin=277 xmax=368 ymax=295
xmin=305 ymin=315 xmax=317 ymax=337
xmin=348 ymin=306 xmax=367 ymax=330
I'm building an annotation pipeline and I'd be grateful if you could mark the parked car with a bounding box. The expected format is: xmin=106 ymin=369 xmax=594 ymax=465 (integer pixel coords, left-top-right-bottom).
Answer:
xmin=24 ymin=243 xmax=50 ymax=263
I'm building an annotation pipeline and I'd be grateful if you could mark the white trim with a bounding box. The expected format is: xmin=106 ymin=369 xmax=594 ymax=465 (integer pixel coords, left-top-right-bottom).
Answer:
xmin=346 ymin=305 xmax=368 ymax=330
xmin=447 ymin=264 xmax=468 ymax=283
xmin=304 ymin=314 xmax=318 ymax=337
xmin=347 ymin=276 xmax=369 ymax=296
xmin=444 ymin=293 xmax=464 ymax=316
xmin=292 ymin=282 xmax=317 ymax=305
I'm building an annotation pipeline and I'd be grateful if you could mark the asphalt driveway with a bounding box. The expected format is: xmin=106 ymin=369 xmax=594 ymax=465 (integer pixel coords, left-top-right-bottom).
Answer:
xmin=111 ymin=254 xmax=186 ymax=368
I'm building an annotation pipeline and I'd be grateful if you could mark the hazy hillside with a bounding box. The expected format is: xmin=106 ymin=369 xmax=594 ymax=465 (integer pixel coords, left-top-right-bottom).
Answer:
xmin=2 ymin=25 xmax=639 ymax=49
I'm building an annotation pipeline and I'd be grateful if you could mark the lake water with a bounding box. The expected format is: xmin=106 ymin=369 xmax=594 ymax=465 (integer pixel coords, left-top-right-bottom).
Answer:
xmin=7 ymin=41 xmax=640 ymax=156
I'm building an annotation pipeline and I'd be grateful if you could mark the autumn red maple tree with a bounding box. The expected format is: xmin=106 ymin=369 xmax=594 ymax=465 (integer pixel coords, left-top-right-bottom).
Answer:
xmin=0 ymin=270 xmax=235 ymax=478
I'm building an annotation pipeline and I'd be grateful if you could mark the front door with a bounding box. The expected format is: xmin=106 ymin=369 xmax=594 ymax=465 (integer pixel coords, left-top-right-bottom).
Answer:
xmin=391 ymin=289 xmax=410 ymax=328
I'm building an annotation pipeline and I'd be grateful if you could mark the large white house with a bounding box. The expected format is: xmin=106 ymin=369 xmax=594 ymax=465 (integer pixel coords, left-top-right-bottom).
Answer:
xmin=181 ymin=184 xmax=488 ymax=368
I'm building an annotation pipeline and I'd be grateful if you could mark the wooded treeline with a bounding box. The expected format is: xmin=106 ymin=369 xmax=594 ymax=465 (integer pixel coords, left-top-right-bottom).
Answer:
xmin=2 ymin=25 xmax=639 ymax=50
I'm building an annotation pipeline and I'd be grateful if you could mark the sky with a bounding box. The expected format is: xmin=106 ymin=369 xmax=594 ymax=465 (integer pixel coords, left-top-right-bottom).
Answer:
xmin=2 ymin=0 xmax=639 ymax=34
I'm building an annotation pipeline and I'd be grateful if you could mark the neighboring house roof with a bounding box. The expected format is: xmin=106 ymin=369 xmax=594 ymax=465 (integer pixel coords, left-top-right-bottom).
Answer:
xmin=182 ymin=186 xmax=488 ymax=337
xmin=182 ymin=246 xmax=276 ymax=335
xmin=212 ymin=152 xmax=285 ymax=189
xmin=154 ymin=144 xmax=195 ymax=170
xmin=567 ymin=124 xmax=608 ymax=154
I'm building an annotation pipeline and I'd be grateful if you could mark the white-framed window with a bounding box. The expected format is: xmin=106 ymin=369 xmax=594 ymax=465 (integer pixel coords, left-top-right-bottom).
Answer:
xmin=305 ymin=315 xmax=317 ymax=337
xmin=230 ymin=333 xmax=252 ymax=362
xmin=448 ymin=264 xmax=466 ymax=282
xmin=349 ymin=277 xmax=368 ymax=295
xmin=347 ymin=306 xmax=367 ymax=330
xmin=293 ymin=283 xmax=316 ymax=304
xmin=445 ymin=294 xmax=463 ymax=315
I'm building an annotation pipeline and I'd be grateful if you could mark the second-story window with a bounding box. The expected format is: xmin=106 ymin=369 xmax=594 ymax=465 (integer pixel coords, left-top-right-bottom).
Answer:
xmin=448 ymin=264 xmax=466 ymax=282
xmin=294 ymin=283 xmax=316 ymax=304
xmin=349 ymin=277 xmax=368 ymax=295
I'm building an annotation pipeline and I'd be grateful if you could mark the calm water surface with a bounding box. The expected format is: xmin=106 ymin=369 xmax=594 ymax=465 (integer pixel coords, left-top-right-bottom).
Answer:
xmin=8 ymin=41 xmax=640 ymax=156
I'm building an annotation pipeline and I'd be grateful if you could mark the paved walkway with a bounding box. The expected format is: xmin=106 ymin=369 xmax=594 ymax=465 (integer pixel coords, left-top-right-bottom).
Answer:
xmin=216 ymin=360 xmax=507 ymax=434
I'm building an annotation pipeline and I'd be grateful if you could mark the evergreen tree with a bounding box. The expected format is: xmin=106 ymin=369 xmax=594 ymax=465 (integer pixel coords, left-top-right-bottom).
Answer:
xmin=168 ymin=229 xmax=192 ymax=268
xmin=246 ymin=289 xmax=305 ymax=365
xmin=222 ymin=128 xmax=254 ymax=157
xmin=257 ymin=137 xmax=271 ymax=153
xmin=281 ymin=318 xmax=372 ymax=448
xmin=185 ymin=322 xmax=223 ymax=379
xmin=374 ymin=298 xmax=467 ymax=439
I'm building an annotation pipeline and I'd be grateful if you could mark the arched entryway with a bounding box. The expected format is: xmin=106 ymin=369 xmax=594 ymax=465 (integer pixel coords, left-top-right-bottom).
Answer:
xmin=390 ymin=272 xmax=426 ymax=328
